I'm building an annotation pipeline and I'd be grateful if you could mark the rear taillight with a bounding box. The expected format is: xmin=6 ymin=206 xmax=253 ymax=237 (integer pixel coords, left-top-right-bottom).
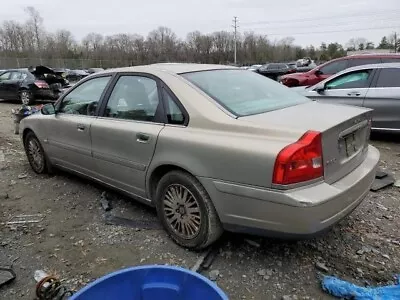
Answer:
xmin=34 ymin=80 xmax=49 ymax=89
xmin=273 ymin=131 xmax=323 ymax=185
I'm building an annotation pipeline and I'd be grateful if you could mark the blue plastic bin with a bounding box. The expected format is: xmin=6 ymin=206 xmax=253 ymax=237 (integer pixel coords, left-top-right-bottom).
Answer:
xmin=69 ymin=265 xmax=228 ymax=300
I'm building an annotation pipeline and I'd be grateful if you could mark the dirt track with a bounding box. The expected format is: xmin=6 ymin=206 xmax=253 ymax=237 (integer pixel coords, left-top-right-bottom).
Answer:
xmin=1 ymin=101 xmax=399 ymax=300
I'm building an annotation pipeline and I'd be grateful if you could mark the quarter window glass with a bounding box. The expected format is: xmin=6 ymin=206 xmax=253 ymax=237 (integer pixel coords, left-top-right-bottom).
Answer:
xmin=325 ymin=70 xmax=372 ymax=90
xmin=0 ymin=72 xmax=11 ymax=80
xmin=105 ymin=76 xmax=160 ymax=122
xmin=376 ymin=68 xmax=400 ymax=87
xmin=319 ymin=60 xmax=348 ymax=75
xmin=164 ymin=90 xmax=185 ymax=125
xmin=348 ymin=58 xmax=381 ymax=67
xmin=59 ymin=76 xmax=111 ymax=115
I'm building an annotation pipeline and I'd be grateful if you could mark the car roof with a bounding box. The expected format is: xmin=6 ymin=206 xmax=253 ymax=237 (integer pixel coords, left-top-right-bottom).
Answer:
xmin=99 ymin=63 xmax=236 ymax=75
xmin=338 ymin=62 xmax=400 ymax=74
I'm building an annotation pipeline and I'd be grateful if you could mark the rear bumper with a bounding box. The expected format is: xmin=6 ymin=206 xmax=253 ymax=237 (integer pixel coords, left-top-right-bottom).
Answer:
xmin=198 ymin=145 xmax=379 ymax=237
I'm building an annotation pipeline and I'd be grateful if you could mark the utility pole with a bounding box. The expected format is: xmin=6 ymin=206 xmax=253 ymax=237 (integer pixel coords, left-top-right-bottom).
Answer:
xmin=232 ymin=16 xmax=238 ymax=65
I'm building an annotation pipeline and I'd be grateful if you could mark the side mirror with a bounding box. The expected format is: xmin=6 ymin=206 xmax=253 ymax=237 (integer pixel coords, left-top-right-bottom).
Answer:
xmin=314 ymin=83 xmax=325 ymax=93
xmin=41 ymin=103 xmax=56 ymax=115
xmin=315 ymin=69 xmax=323 ymax=76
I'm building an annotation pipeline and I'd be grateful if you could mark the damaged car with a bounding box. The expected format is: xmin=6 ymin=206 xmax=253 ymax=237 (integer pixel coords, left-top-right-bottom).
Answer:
xmin=0 ymin=66 xmax=70 ymax=105
xmin=20 ymin=63 xmax=379 ymax=250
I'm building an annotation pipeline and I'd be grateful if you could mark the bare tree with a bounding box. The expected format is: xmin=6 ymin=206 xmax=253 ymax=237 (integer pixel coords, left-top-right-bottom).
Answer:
xmin=25 ymin=6 xmax=44 ymax=53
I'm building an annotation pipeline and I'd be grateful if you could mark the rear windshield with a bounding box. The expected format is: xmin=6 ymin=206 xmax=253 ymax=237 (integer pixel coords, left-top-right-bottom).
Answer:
xmin=182 ymin=69 xmax=309 ymax=116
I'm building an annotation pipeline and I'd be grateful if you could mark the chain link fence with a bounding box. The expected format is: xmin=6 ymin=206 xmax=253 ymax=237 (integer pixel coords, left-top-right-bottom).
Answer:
xmin=0 ymin=57 xmax=133 ymax=70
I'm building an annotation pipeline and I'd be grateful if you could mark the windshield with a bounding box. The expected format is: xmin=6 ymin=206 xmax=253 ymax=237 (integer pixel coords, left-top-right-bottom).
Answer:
xmin=182 ymin=69 xmax=309 ymax=116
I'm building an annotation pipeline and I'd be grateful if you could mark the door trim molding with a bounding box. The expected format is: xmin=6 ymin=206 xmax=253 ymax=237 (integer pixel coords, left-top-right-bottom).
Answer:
xmin=92 ymin=151 xmax=147 ymax=171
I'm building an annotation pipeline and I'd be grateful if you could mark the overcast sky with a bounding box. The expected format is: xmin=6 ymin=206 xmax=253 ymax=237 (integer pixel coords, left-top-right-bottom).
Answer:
xmin=1 ymin=0 xmax=399 ymax=47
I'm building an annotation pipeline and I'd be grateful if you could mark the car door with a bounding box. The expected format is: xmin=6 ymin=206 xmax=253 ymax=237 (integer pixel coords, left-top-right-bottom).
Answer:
xmin=306 ymin=68 xmax=375 ymax=107
xmin=0 ymin=71 xmax=12 ymax=99
xmin=90 ymin=74 xmax=165 ymax=199
xmin=46 ymin=75 xmax=113 ymax=175
xmin=363 ymin=67 xmax=400 ymax=131
xmin=4 ymin=71 xmax=25 ymax=100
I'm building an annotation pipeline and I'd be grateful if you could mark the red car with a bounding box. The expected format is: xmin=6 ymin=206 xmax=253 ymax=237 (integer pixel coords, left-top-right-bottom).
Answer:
xmin=280 ymin=54 xmax=400 ymax=87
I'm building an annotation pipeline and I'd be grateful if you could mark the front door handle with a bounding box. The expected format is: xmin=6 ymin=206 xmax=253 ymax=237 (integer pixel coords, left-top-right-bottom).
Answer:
xmin=136 ymin=133 xmax=150 ymax=143
xmin=347 ymin=91 xmax=361 ymax=96
xmin=77 ymin=124 xmax=86 ymax=131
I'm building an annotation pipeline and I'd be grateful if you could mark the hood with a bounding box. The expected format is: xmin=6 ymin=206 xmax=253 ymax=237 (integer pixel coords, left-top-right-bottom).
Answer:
xmin=281 ymin=68 xmax=316 ymax=79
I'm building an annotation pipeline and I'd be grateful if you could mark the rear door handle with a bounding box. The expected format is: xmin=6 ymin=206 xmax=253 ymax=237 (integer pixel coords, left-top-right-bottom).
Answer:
xmin=347 ymin=91 xmax=361 ymax=96
xmin=136 ymin=133 xmax=150 ymax=143
xmin=77 ymin=124 xmax=86 ymax=131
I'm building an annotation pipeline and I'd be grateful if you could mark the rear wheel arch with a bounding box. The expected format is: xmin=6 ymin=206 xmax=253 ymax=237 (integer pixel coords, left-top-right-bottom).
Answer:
xmin=22 ymin=128 xmax=34 ymax=145
xmin=148 ymin=164 xmax=193 ymax=202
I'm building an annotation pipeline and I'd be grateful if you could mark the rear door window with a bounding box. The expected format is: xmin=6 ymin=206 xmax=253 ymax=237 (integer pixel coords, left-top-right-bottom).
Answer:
xmin=376 ymin=68 xmax=400 ymax=87
xmin=325 ymin=70 xmax=373 ymax=90
xmin=319 ymin=60 xmax=349 ymax=75
xmin=348 ymin=58 xmax=381 ymax=68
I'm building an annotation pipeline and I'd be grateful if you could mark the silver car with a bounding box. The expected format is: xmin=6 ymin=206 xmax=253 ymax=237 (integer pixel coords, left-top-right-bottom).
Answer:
xmin=20 ymin=64 xmax=379 ymax=249
xmin=293 ymin=63 xmax=400 ymax=132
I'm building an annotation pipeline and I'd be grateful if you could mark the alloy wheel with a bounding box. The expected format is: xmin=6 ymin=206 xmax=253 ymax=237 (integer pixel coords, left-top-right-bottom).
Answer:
xmin=20 ymin=91 xmax=31 ymax=105
xmin=163 ymin=184 xmax=202 ymax=240
xmin=27 ymin=138 xmax=44 ymax=172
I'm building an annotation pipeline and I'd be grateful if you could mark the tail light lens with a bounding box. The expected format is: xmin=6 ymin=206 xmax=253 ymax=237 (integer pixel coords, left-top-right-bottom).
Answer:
xmin=273 ymin=131 xmax=323 ymax=185
xmin=34 ymin=80 xmax=49 ymax=89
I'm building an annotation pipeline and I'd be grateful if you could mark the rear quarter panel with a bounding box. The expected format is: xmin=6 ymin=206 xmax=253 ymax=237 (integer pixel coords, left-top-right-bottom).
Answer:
xmin=148 ymin=125 xmax=298 ymax=189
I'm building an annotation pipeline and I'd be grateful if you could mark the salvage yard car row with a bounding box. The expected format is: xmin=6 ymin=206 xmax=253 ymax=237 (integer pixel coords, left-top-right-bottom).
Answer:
xmin=0 ymin=66 xmax=104 ymax=104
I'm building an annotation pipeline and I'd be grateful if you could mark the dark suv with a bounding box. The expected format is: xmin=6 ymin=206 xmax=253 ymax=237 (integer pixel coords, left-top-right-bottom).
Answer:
xmin=280 ymin=54 xmax=400 ymax=87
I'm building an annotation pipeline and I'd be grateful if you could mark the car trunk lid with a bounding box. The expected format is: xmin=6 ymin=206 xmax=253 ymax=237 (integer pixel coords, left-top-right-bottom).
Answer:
xmin=29 ymin=65 xmax=69 ymax=89
xmin=240 ymin=101 xmax=372 ymax=184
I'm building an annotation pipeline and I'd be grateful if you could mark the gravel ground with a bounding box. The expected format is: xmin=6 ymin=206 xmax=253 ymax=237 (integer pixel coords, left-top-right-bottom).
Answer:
xmin=0 ymin=101 xmax=399 ymax=300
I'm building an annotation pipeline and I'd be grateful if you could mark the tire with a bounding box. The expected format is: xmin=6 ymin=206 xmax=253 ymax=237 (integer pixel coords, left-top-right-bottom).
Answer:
xmin=24 ymin=131 xmax=51 ymax=174
xmin=19 ymin=90 xmax=34 ymax=105
xmin=155 ymin=170 xmax=223 ymax=250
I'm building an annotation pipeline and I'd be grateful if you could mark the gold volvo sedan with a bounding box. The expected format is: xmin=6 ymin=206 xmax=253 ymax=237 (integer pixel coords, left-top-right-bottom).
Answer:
xmin=20 ymin=63 xmax=379 ymax=249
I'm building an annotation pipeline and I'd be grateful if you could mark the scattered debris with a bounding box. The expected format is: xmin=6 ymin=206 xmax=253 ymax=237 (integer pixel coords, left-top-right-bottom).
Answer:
xmin=9 ymin=180 xmax=16 ymax=186
xmin=0 ymin=267 xmax=16 ymax=287
xmin=370 ymin=173 xmax=395 ymax=192
xmin=191 ymin=246 xmax=219 ymax=273
xmin=209 ymin=269 xmax=220 ymax=281
xmin=375 ymin=170 xmax=388 ymax=179
xmin=100 ymin=191 xmax=112 ymax=211
xmin=244 ymin=239 xmax=261 ymax=248
xmin=0 ymin=193 xmax=8 ymax=199
xmin=104 ymin=213 xmax=161 ymax=230
xmin=257 ymin=269 xmax=266 ymax=276
xmin=376 ymin=203 xmax=388 ymax=211
xmin=17 ymin=174 xmax=27 ymax=179
xmin=0 ymin=150 xmax=4 ymax=162
xmin=34 ymin=269 xmax=73 ymax=300
xmin=315 ymin=262 xmax=329 ymax=273
xmin=322 ymin=275 xmax=400 ymax=299
xmin=393 ymin=180 xmax=400 ymax=188
xmin=5 ymin=214 xmax=44 ymax=225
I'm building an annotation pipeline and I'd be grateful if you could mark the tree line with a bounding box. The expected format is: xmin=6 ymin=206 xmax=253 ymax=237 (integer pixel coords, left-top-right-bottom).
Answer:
xmin=0 ymin=7 xmax=399 ymax=68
